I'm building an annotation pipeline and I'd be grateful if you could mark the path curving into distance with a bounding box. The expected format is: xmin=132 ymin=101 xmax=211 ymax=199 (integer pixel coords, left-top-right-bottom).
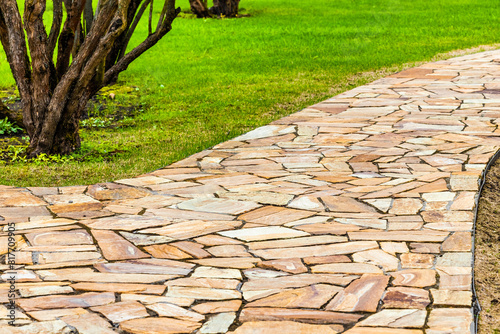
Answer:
xmin=2 ymin=49 xmax=500 ymax=333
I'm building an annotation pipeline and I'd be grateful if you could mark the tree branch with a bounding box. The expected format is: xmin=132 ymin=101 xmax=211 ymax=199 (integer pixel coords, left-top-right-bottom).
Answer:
xmin=48 ymin=0 xmax=62 ymax=59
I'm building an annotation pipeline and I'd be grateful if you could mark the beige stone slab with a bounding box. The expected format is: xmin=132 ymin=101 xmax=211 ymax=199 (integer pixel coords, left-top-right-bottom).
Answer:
xmin=146 ymin=302 xmax=205 ymax=322
xmin=239 ymin=307 xmax=363 ymax=325
xmin=140 ymin=220 xmax=241 ymax=239
xmin=94 ymin=259 xmax=194 ymax=275
xmin=71 ymin=282 xmax=166 ymax=294
xmin=219 ymin=226 xmax=309 ymax=242
xmin=312 ymin=263 xmax=383 ymax=274
xmin=426 ymin=308 xmax=472 ymax=334
xmin=27 ymin=308 xmax=88 ymax=321
xmin=241 ymin=273 xmax=356 ymax=291
xmin=192 ymin=300 xmax=242 ymax=314
xmin=17 ymin=292 xmax=115 ymax=311
xmin=252 ymin=241 xmax=379 ymax=259
xmin=177 ymin=197 xmax=261 ymax=215
xmin=348 ymin=230 xmax=449 ymax=242
xmin=120 ymin=317 xmax=201 ymax=333
xmin=18 ymin=285 xmax=74 ymax=297
xmin=430 ymin=289 xmax=472 ymax=306
xmin=247 ymin=235 xmax=347 ymax=250
xmin=358 ymin=309 xmax=426 ymax=328
xmin=232 ymin=321 xmax=340 ymax=334
xmin=247 ymin=284 xmax=342 ymax=308
xmin=25 ymin=229 xmax=93 ymax=246
xmin=442 ymin=232 xmax=472 ymax=251
xmin=61 ymin=312 xmax=117 ymax=333
xmin=37 ymin=268 xmax=179 ymax=283
xmin=165 ymin=277 xmax=240 ymax=289
xmin=121 ymin=293 xmax=194 ymax=307
xmin=238 ymin=206 xmax=314 ymax=225
xmin=260 ymin=258 xmax=308 ymax=274
xmin=189 ymin=257 xmax=260 ymax=269
xmin=91 ymin=301 xmax=149 ymax=323
xmin=343 ymin=328 xmax=423 ymax=334
xmin=326 ymin=274 xmax=390 ymax=312
xmin=166 ymin=286 xmax=241 ymax=300
xmin=391 ymin=269 xmax=436 ymax=287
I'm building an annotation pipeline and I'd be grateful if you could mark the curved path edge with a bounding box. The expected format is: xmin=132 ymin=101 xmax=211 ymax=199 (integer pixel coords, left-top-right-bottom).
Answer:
xmin=2 ymin=49 xmax=500 ymax=334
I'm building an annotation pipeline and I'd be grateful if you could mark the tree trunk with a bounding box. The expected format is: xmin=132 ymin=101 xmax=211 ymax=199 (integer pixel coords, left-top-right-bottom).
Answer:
xmin=27 ymin=105 xmax=82 ymax=156
xmin=210 ymin=0 xmax=240 ymax=17
xmin=189 ymin=0 xmax=211 ymax=18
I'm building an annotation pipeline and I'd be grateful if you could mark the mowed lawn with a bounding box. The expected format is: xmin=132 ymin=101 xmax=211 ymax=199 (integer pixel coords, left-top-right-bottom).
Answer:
xmin=0 ymin=0 xmax=499 ymax=186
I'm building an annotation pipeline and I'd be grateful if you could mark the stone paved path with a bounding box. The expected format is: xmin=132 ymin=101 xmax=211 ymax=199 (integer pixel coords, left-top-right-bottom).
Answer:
xmin=2 ymin=49 xmax=500 ymax=333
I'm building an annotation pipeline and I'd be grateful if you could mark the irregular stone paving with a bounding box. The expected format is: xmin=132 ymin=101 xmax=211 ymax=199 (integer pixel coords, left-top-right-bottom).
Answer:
xmin=3 ymin=49 xmax=500 ymax=333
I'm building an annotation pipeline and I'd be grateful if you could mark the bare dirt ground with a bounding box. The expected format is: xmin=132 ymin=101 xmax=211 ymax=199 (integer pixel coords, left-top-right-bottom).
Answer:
xmin=475 ymin=158 xmax=500 ymax=334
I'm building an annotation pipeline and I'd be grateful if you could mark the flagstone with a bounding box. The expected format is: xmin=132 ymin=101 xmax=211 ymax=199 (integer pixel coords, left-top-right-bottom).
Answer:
xmin=441 ymin=232 xmax=471 ymax=251
xmin=199 ymin=312 xmax=235 ymax=333
xmin=426 ymin=308 xmax=472 ymax=334
xmin=247 ymin=235 xmax=347 ymax=250
xmin=380 ymin=242 xmax=409 ymax=255
xmin=91 ymin=301 xmax=149 ymax=323
xmin=0 ymin=320 xmax=75 ymax=334
xmin=120 ymin=317 xmax=202 ymax=334
xmin=247 ymin=284 xmax=342 ymax=308
xmin=121 ymin=294 xmax=193 ymax=307
xmin=362 ymin=199 xmax=392 ymax=212
xmin=165 ymin=277 xmax=240 ymax=289
xmin=146 ymin=303 xmax=205 ymax=322
xmin=241 ymin=273 xmax=356 ymax=291
xmin=436 ymin=252 xmax=472 ymax=267
xmin=143 ymin=244 xmax=191 ymax=259
xmin=166 ymin=286 xmax=241 ymax=300
xmin=382 ymin=287 xmax=430 ymax=309
xmin=27 ymin=308 xmax=88 ymax=321
xmin=343 ymin=328 xmax=423 ymax=334
xmin=358 ymin=309 xmax=426 ymax=328
xmin=92 ymin=230 xmax=149 ymax=260
xmin=239 ymin=308 xmax=363 ymax=325
xmin=71 ymin=282 xmax=166 ymax=294
xmin=251 ymin=241 xmax=379 ymax=259
xmin=449 ymin=192 xmax=476 ymax=210
xmin=321 ymin=196 xmax=377 ymax=213
xmin=391 ymin=269 xmax=436 ymax=287
xmin=335 ymin=218 xmax=387 ymax=229
xmin=388 ymin=198 xmax=422 ymax=215
xmin=400 ymin=253 xmax=434 ymax=269
xmin=326 ymin=274 xmax=390 ymax=312
xmin=409 ymin=243 xmax=441 ymax=253
xmin=119 ymin=231 xmax=175 ymax=246
xmin=1 ymin=270 xmax=41 ymax=282
xmin=94 ymin=259 xmax=194 ymax=275
xmin=303 ymin=255 xmax=351 ymax=264
xmin=192 ymin=267 xmax=241 ymax=279
xmin=312 ymin=263 xmax=383 ymax=274
xmin=37 ymin=268 xmax=179 ymax=283
xmin=430 ymin=289 xmax=472 ymax=306
xmin=438 ymin=272 xmax=471 ymax=290
xmin=238 ymin=206 xmax=314 ymax=225
xmin=177 ymin=198 xmax=260 ymax=215
xmin=17 ymin=292 xmax=115 ymax=311
xmin=219 ymin=226 xmax=308 ymax=242
xmin=140 ymin=220 xmax=241 ymax=239
xmin=189 ymin=257 xmax=260 ymax=269
xmin=288 ymin=196 xmax=324 ymax=211
xmin=449 ymin=171 xmax=479 ymax=190
xmin=0 ymin=206 xmax=51 ymax=219
xmin=192 ymin=300 xmax=242 ymax=314
xmin=352 ymin=249 xmax=399 ymax=271
xmin=232 ymin=321 xmax=340 ymax=334
xmin=243 ymin=268 xmax=289 ymax=279
xmin=348 ymin=230 xmax=449 ymax=242
xmin=172 ymin=241 xmax=211 ymax=258
xmin=25 ymin=229 xmax=93 ymax=246
xmin=259 ymin=258 xmax=308 ymax=274
xmin=195 ymin=234 xmax=243 ymax=246
xmin=18 ymin=285 xmax=74 ymax=297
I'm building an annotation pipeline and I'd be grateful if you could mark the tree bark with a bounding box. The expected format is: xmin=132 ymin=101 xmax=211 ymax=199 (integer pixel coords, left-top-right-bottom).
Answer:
xmin=210 ymin=0 xmax=240 ymax=17
xmin=189 ymin=0 xmax=211 ymax=18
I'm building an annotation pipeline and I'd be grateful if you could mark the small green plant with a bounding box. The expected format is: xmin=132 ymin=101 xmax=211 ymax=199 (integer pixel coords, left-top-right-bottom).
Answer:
xmin=80 ymin=117 xmax=112 ymax=129
xmin=0 ymin=117 xmax=22 ymax=135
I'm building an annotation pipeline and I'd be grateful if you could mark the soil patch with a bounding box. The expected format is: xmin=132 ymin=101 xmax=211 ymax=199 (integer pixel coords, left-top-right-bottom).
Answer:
xmin=475 ymin=157 xmax=500 ymax=333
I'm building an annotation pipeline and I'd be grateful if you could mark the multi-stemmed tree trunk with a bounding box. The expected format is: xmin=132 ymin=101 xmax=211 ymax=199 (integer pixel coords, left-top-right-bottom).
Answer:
xmin=189 ymin=0 xmax=240 ymax=18
xmin=0 ymin=0 xmax=180 ymax=157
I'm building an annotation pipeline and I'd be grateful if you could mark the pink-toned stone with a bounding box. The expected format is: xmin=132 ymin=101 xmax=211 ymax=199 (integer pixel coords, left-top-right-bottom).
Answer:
xmin=426 ymin=308 xmax=472 ymax=334
xmin=238 ymin=206 xmax=314 ymax=225
xmin=17 ymin=292 xmax=115 ymax=311
xmin=442 ymin=232 xmax=472 ymax=251
xmin=382 ymin=287 xmax=430 ymax=309
xmin=391 ymin=269 xmax=436 ymax=287
xmin=62 ymin=312 xmax=116 ymax=333
xmin=326 ymin=274 xmax=389 ymax=312
xmin=247 ymin=284 xmax=342 ymax=308
xmin=140 ymin=220 xmax=241 ymax=239
xmin=343 ymin=327 xmax=423 ymax=334
xmin=91 ymin=301 xmax=149 ymax=323
xmin=145 ymin=302 xmax=205 ymax=322
xmin=321 ymin=196 xmax=377 ymax=213
xmin=25 ymin=229 xmax=93 ymax=246
xmin=239 ymin=308 xmax=362 ymax=325
xmin=120 ymin=317 xmax=201 ymax=333
xmin=400 ymin=253 xmax=435 ymax=269
xmin=358 ymin=309 xmax=426 ymax=328
xmin=71 ymin=282 xmax=166 ymax=294
xmin=143 ymin=244 xmax=192 ymax=259
xmin=92 ymin=230 xmax=149 ymax=261
xmin=389 ymin=198 xmax=422 ymax=214
xmin=259 ymin=258 xmax=308 ymax=274
xmin=409 ymin=243 xmax=441 ymax=254
xmin=192 ymin=300 xmax=242 ymax=314
xmin=232 ymin=321 xmax=340 ymax=334
xmin=430 ymin=289 xmax=472 ymax=306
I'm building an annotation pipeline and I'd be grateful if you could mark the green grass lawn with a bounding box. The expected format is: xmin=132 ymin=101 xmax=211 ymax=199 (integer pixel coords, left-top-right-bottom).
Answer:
xmin=1 ymin=0 xmax=500 ymax=186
